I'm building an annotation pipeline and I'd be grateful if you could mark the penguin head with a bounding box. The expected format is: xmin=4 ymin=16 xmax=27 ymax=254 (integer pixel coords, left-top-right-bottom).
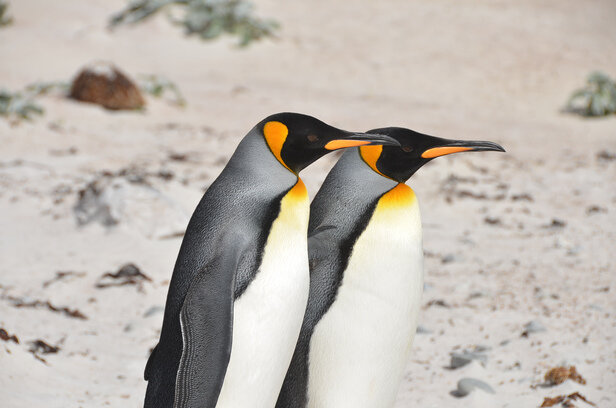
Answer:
xmin=359 ymin=127 xmax=505 ymax=183
xmin=259 ymin=112 xmax=400 ymax=174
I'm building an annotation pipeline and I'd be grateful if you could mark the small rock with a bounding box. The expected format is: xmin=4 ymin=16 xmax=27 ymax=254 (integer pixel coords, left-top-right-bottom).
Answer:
xmin=143 ymin=305 xmax=165 ymax=318
xmin=484 ymin=216 xmax=502 ymax=226
xmin=543 ymin=218 xmax=566 ymax=229
xmin=473 ymin=345 xmax=491 ymax=353
xmin=416 ymin=325 xmax=432 ymax=334
xmin=596 ymin=150 xmax=616 ymax=161
xmin=467 ymin=290 xmax=487 ymax=300
xmin=73 ymin=173 xmax=189 ymax=239
xmin=554 ymin=237 xmax=581 ymax=256
xmin=586 ymin=205 xmax=606 ymax=215
xmin=441 ymin=254 xmax=457 ymax=264
xmin=69 ymin=61 xmax=145 ymax=110
xmin=450 ymin=349 xmax=488 ymax=369
xmin=511 ymin=193 xmax=534 ymax=202
xmin=453 ymin=378 xmax=495 ymax=397
xmin=521 ymin=320 xmax=546 ymax=337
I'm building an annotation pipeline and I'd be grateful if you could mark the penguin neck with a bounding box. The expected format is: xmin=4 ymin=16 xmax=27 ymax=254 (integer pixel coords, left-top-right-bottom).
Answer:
xmin=308 ymin=148 xmax=400 ymax=232
xmin=223 ymin=129 xmax=300 ymax=194
xmin=330 ymin=148 xmax=400 ymax=198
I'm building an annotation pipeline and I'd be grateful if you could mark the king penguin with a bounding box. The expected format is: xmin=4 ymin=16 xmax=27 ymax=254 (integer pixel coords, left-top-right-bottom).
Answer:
xmin=276 ymin=127 xmax=504 ymax=408
xmin=143 ymin=113 xmax=399 ymax=408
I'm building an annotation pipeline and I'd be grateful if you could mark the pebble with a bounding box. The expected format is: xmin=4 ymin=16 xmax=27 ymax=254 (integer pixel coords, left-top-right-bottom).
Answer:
xmin=450 ymin=350 xmax=488 ymax=368
xmin=521 ymin=320 xmax=546 ymax=337
xmin=416 ymin=325 xmax=432 ymax=334
xmin=454 ymin=378 xmax=495 ymax=397
xmin=441 ymin=254 xmax=457 ymax=264
xmin=143 ymin=305 xmax=165 ymax=318
xmin=73 ymin=174 xmax=189 ymax=239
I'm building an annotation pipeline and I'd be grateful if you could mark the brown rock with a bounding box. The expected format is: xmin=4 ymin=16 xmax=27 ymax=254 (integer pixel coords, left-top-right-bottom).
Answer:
xmin=69 ymin=62 xmax=145 ymax=110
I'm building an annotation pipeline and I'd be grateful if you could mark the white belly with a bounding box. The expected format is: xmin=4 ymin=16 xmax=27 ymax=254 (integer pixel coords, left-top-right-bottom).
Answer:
xmin=307 ymin=184 xmax=424 ymax=408
xmin=216 ymin=181 xmax=310 ymax=408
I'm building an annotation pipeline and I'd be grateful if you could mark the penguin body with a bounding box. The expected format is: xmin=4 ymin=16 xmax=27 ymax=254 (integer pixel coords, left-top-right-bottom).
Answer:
xmin=143 ymin=113 xmax=399 ymax=408
xmin=215 ymin=178 xmax=310 ymax=407
xmin=277 ymin=128 xmax=504 ymax=408
xmin=308 ymin=154 xmax=424 ymax=408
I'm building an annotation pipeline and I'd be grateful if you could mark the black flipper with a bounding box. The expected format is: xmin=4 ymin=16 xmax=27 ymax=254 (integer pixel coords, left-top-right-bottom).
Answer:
xmin=173 ymin=233 xmax=249 ymax=408
xmin=275 ymin=227 xmax=338 ymax=408
xmin=144 ymin=344 xmax=158 ymax=381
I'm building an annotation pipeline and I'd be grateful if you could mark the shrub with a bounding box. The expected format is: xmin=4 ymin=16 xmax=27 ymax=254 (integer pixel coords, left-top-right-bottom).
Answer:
xmin=566 ymin=71 xmax=616 ymax=117
xmin=110 ymin=0 xmax=279 ymax=47
xmin=0 ymin=1 xmax=13 ymax=27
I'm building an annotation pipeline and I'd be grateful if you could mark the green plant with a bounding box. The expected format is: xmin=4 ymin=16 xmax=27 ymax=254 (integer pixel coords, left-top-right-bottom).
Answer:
xmin=110 ymin=0 xmax=278 ymax=47
xmin=566 ymin=71 xmax=616 ymax=117
xmin=0 ymin=89 xmax=44 ymax=121
xmin=25 ymin=80 xmax=70 ymax=96
xmin=138 ymin=74 xmax=186 ymax=107
xmin=0 ymin=1 xmax=14 ymax=27
xmin=0 ymin=81 xmax=68 ymax=122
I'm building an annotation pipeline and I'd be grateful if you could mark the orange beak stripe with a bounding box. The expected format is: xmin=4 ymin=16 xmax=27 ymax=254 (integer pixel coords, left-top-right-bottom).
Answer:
xmin=421 ymin=146 xmax=473 ymax=158
xmin=324 ymin=140 xmax=372 ymax=150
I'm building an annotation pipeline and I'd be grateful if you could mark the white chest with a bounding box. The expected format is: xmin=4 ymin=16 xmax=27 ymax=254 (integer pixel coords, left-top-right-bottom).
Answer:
xmin=216 ymin=181 xmax=310 ymax=408
xmin=308 ymin=184 xmax=424 ymax=408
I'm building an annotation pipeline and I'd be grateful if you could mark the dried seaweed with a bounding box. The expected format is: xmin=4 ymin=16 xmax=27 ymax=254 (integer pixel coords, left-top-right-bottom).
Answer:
xmin=109 ymin=0 xmax=279 ymax=47
xmin=2 ymin=294 xmax=87 ymax=320
xmin=544 ymin=366 xmax=586 ymax=386
xmin=425 ymin=299 xmax=451 ymax=308
xmin=28 ymin=339 xmax=61 ymax=364
xmin=29 ymin=339 xmax=60 ymax=355
xmin=541 ymin=396 xmax=566 ymax=407
xmin=96 ymin=263 xmax=152 ymax=290
xmin=0 ymin=328 xmax=19 ymax=344
xmin=540 ymin=392 xmax=595 ymax=407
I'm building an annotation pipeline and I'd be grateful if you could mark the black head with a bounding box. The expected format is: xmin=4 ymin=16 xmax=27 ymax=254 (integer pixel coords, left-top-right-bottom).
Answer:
xmin=359 ymin=127 xmax=505 ymax=182
xmin=258 ymin=112 xmax=400 ymax=174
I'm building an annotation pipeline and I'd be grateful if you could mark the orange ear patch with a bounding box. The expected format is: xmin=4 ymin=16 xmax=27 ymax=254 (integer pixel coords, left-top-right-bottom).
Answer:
xmin=263 ymin=121 xmax=292 ymax=172
xmin=421 ymin=146 xmax=473 ymax=158
xmin=359 ymin=145 xmax=390 ymax=179
xmin=324 ymin=140 xmax=371 ymax=150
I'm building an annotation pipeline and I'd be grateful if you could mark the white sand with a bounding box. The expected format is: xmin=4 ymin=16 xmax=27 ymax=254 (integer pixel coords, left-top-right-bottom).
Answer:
xmin=0 ymin=0 xmax=615 ymax=407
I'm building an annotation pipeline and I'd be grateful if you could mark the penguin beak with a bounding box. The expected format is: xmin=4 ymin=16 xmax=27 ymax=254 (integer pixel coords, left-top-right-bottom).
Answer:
xmin=324 ymin=132 xmax=401 ymax=151
xmin=421 ymin=139 xmax=505 ymax=158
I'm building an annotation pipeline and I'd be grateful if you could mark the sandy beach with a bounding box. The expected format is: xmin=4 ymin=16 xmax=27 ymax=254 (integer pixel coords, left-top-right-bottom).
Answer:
xmin=1 ymin=0 xmax=615 ymax=407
